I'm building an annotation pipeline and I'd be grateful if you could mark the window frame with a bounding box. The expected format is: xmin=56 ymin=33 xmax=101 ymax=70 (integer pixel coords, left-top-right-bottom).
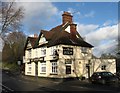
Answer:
xmin=28 ymin=50 xmax=31 ymax=58
xmin=40 ymin=62 xmax=46 ymax=73
xmin=81 ymin=47 xmax=88 ymax=53
xmin=51 ymin=62 xmax=58 ymax=74
xmin=28 ymin=63 xmax=32 ymax=72
xmin=101 ymin=65 xmax=106 ymax=70
xmin=41 ymin=47 xmax=46 ymax=56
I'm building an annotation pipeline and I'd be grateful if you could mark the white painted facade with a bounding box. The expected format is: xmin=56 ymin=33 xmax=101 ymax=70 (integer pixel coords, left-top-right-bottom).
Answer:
xmin=23 ymin=39 xmax=116 ymax=78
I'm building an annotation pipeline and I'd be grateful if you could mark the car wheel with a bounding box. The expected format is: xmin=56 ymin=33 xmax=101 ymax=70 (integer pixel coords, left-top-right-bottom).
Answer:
xmin=101 ymin=80 xmax=106 ymax=85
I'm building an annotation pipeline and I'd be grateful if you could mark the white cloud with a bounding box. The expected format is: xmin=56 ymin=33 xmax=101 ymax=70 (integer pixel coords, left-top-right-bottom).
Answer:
xmin=84 ymin=11 xmax=95 ymax=18
xmin=17 ymin=2 xmax=58 ymax=34
xmin=93 ymin=39 xmax=118 ymax=57
xmin=77 ymin=23 xmax=99 ymax=36
xmin=68 ymin=8 xmax=81 ymax=14
xmin=77 ymin=22 xmax=118 ymax=57
xmin=103 ymin=20 xmax=112 ymax=26
xmin=86 ymin=24 xmax=118 ymax=46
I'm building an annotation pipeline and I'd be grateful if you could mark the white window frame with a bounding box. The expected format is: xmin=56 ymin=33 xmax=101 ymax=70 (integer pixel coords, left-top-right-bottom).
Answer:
xmin=35 ymin=49 xmax=38 ymax=57
xmin=81 ymin=47 xmax=88 ymax=53
xmin=28 ymin=50 xmax=31 ymax=58
xmin=40 ymin=63 xmax=46 ymax=73
xmin=28 ymin=63 xmax=32 ymax=72
xmin=50 ymin=46 xmax=57 ymax=55
xmin=51 ymin=62 xmax=57 ymax=74
xmin=41 ymin=47 xmax=46 ymax=56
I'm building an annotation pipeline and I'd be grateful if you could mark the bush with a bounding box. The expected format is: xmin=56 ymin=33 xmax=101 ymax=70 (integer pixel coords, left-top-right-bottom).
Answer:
xmin=79 ymin=75 xmax=86 ymax=80
xmin=2 ymin=62 xmax=19 ymax=71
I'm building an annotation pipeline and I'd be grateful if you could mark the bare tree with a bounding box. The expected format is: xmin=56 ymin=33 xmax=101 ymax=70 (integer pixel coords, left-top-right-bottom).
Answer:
xmin=0 ymin=1 xmax=24 ymax=42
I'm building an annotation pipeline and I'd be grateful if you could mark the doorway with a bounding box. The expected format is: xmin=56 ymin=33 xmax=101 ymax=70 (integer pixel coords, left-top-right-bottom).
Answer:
xmin=35 ymin=62 xmax=38 ymax=76
xmin=66 ymin=66 xmax=71 ymax=74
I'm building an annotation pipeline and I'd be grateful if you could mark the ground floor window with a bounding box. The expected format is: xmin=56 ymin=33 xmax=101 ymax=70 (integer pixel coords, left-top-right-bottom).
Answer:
xmin=51 ymin=62 xmax=57 ymax=74
xmin=101 ymin=65 xmax=106 ymax=70
xmin=41 ymin=63 xmax=46 ymax=73
xmin=66 ymin=66 xmax=71 ymax=74
xmin=28 ymin=63 xmax=32 ymax=72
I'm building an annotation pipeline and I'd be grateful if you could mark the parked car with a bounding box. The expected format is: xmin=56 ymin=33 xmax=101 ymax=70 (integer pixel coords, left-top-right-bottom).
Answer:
xmin=116 ymin=72 xmax=120 ymax=80
xmin=90 ymin=72 xmax=119 ymax=84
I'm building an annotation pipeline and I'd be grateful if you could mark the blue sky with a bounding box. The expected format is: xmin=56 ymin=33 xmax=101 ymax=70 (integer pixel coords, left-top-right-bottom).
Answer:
xmin=53 ymin=2 xmax=117 ymax=25
xmin=20 ymin=2 xmax=118 ymax=35
xmin=1 ymin=1 xmax=118 ymax=57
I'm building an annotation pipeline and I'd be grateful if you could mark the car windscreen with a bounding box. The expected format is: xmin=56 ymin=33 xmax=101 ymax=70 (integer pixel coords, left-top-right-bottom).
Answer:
xmin=101 ymin=72 xmax=114 ymax=76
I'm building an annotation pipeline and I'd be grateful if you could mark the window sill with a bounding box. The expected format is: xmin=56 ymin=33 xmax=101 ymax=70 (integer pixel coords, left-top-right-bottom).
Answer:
xmin=50 ymin=73 xmax=58 ymax=75
xmin=40 ymin=73 xmax=46 ymax=74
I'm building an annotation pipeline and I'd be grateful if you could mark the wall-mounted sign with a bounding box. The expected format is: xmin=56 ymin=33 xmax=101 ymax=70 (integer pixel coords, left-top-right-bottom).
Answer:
xmin=63 ymin=47 xmax=73 ymax=55
xmin=65 ymin=59 xmax=72 ymax=64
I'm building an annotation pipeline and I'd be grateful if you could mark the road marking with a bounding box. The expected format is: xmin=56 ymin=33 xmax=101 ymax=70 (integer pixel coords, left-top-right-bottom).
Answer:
xmin=0 ymin=83 xmax=14 ymax=92
xmin=18 ymin=79 xmax=22 ymax=82
xmin=10 ymin=77 xmax=16 ymax=80
xmin=71 ymin=85 xmax=90 ymax=89
xmin=53 ymin=82 xmax=60 ymax=84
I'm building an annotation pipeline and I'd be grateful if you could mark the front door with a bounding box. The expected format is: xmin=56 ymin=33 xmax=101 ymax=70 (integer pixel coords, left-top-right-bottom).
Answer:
xmin=35 ymin=62 xmax=38 ymax=76
xmin=66 ymin=66 xmax=71 ymax=74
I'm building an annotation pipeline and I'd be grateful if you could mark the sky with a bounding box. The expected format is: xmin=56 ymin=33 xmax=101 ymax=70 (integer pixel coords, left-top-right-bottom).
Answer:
xmin=1 ymin=1 xmax=119 ymax=57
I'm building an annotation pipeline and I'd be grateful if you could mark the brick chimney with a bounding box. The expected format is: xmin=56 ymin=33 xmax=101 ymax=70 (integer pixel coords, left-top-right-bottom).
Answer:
xmin=62 ymin=11 xmax=77 ymax=39
xmin=70 ymin=24 xmax=77 ymax=39
xmin=34 ymin=34 xmax=38 ymax=38
xmin=62 ymin=11 xmax=73 ymax=24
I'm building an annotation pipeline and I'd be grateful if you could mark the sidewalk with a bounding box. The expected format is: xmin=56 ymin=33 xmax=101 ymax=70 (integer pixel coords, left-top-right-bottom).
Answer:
xmin=19 ymin=74 xmax=63 ymax=85
xmin=19 ymin=74 xmax=90 ymax=85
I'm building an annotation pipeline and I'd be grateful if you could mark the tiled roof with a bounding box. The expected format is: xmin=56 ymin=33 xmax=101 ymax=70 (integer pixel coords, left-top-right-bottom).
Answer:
xmin=25 ymin=23 xmax=93 ymax=49
xmin=47 ymin=29 xmax=93 ymax=48
xmin=28 ymin=37 xmax=38 ymax=47
xmin=24 ymin=37 xmax=38 ymax=50
xmin=39 ymin=24 xmax=93 ymax=48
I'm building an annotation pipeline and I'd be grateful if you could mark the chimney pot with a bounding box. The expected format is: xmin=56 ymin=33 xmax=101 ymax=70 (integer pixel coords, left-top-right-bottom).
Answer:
xmin=62 ymin=11 xmax=73 ymax=24
xmin=70 ymin=24 xmax=77 ymax=39
xmin=34 ymin=34 xmax=38 ymax=38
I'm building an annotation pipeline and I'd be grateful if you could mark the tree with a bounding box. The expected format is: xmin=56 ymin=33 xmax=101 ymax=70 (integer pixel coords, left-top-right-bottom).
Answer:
xmin=100 ymin=53 xmax=116 ymax=59
xmin=2 ymin=31 xmax=26 ymax=63
xmin=0 ymin=1 xmax=24 ymax=43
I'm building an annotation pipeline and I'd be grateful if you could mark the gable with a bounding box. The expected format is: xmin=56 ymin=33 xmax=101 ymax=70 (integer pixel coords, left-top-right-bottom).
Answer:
xmin=38 ymin=34 xmax=48 ymax=45
xmin=27 ymin=40 xmax=32 ymax=49
xmin=65 ymin=25 xmax=70 ymax=33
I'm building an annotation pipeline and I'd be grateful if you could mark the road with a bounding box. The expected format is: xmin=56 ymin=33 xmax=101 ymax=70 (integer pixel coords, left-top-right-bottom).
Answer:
xmin=1 ymin=69 xmax=120 ymax=93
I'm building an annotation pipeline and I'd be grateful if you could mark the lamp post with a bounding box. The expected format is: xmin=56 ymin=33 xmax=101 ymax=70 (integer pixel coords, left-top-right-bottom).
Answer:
xmin=86 ymin=60 xmax=91 ymax=80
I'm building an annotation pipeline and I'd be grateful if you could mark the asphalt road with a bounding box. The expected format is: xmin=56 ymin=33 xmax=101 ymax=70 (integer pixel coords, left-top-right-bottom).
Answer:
xmin=1 ymin=69 xmax=120 ymax=93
